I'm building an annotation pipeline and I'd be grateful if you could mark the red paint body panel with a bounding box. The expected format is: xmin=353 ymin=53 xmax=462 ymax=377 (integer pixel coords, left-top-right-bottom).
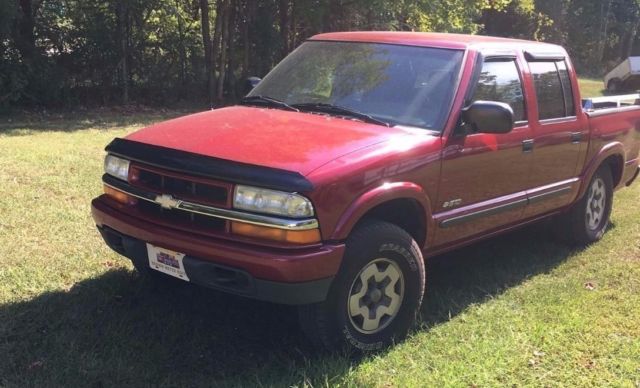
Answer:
xmin=126 ymin=106 xmax=410 ymax=176
xmin=310 ymin=31 xmax=559 ymax=51
xmin=306 ymin=129 xmax=442 ymax=243
xmin=330 ymin=181 xmax=432 ymax=243
xmin=92 ymin=32 xmax=640 ymax=286
xmin=522 ymin=49 xmax=589 ymax=215
xmin=436 ymin=126 xmax=532 ymax=245
xmin=92 ymin=198 xmax=344 ymax=282
xmin=585 ymin=108 xmax=640 ymax=188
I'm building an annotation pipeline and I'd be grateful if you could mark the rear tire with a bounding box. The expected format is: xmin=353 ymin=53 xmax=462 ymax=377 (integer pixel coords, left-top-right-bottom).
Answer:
xmin=559 ymin=166 xmax=613 ymax=245
xmin=298 ymin=221 xmax=425 ymax=352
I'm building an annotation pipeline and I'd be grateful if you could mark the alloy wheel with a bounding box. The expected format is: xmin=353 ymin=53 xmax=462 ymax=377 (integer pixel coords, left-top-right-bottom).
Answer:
xmin=586 ymin=177 xmax=606 ymax=231
xmin=348 ymin=258 xmax=405 ymax=334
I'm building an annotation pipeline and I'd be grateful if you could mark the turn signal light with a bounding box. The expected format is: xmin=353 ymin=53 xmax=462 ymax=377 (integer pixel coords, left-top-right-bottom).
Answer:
xmin=104 ymin=185 xmax=137 ymax=205
xmin=231 ymin=221 xmax=321 ymax=244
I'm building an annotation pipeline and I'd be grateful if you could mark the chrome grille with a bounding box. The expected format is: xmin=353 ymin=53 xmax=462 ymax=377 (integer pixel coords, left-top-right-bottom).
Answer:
xmin=128 ymin=163 xmax=232 ymax=235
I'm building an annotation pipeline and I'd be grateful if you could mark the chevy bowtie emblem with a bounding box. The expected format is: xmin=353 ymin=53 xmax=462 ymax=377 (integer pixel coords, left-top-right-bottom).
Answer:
xmin=155 ymin=194 xmax=181 ymax=209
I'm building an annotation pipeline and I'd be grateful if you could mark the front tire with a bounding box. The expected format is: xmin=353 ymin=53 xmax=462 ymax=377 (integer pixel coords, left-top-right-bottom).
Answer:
xmin=560 ymin=166 xmax=614 ymax=245
xmin=298 ymin=221 xmax=425 ymax=351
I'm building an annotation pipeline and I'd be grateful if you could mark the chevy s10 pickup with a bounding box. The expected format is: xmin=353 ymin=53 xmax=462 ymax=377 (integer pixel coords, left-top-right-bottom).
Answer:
xmin=92 ymin=32 xmax=640 ymax=351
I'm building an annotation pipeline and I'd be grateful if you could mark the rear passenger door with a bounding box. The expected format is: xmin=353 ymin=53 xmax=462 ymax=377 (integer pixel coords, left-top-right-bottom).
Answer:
xmin=524 ymin=56 xmax=585 ymax=217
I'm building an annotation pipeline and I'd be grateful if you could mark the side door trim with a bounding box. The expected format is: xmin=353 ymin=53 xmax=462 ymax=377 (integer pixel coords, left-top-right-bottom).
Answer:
xmin=436 ymin=178 xmax=579 ymax=228
xmin=439 ymin=197 xmax=528 ymax=228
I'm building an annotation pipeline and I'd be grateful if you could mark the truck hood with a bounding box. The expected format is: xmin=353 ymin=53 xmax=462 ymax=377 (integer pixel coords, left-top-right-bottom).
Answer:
xmin=126 ymin=106 xmax=415 ymax=176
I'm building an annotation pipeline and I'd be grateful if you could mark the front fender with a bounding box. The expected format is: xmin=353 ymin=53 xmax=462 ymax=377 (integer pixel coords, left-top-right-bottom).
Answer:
xmin=329 ymin=182 xmax=433 ymax=246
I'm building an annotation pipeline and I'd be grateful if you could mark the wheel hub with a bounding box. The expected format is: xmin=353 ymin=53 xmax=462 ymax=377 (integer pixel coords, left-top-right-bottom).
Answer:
xmin=368 ymin=288 xmax=383 ymax=303
xmin=348 ymin=258 xmax=404 ymax=334
xmin=586 ymin=177 xmax=606 ymax=231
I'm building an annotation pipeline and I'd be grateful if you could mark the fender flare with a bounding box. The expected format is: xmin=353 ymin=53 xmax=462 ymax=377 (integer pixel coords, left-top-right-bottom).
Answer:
xmin=329 ymin=182 xmax=433 ymax=244
xmin=577 ymin=141 xmax=625 ymax=199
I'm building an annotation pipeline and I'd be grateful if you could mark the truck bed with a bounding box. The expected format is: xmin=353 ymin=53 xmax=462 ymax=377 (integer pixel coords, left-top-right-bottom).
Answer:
xmin=582 ymin=93 xmax=640 ymax=111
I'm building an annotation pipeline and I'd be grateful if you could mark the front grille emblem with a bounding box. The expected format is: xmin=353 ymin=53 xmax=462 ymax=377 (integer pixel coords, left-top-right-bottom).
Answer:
xmin=155 ymin=194 xmax=180 ymax=210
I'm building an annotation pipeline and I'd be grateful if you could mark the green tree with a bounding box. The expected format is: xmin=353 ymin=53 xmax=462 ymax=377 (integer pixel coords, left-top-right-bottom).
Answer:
xmin=1 ymin=0 xmax=640 ymax=109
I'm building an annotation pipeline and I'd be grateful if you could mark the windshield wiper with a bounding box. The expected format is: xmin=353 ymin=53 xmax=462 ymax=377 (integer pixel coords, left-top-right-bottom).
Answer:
xmin=292 ymin=103 xmax=391 ymax=127
xmin=240 ymin=95 xmax=299 ymax=112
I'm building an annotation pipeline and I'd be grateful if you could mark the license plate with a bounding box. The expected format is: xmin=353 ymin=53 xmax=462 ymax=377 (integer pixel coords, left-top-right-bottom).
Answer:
xmin=146 ymin=243 xmax=190 ymax=281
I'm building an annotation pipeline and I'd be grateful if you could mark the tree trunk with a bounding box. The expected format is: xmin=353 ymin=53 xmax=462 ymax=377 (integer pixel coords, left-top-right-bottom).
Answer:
xmin=176 ymin=0 xmax=186 ymax=86
xmin=199 ymin=0 xmax=214 ymax=106
xmin=242 ymin=0 xmax=251 ymax=79
xmin=211 ymin=0 xmax=224 ymax=103
xmin=323 ymin=0 xmax=341 ymax=32
xmin=279 ymin=0 xmax=290 ymax=58
xmin=15 ymin=0 xmax=37 ymax=61
xmin=290 ymin=0 xmax=297 ymax=49
xmin=622 ymin=6 xmax=640 ymax=60
xmin=216 ymin=0 xmax=230 ymax=103
xmin=626 ymin=21 xmax=639 ymax=59
xmin=227 ymin=0 xmax=238 ymax=100
xmin=366 ymin=7 xmax=374 ymax=30
xmin=117 ymin=1 xmax=129 ymax=104
xmin=599 ymin=0 xmax=612 ymax=63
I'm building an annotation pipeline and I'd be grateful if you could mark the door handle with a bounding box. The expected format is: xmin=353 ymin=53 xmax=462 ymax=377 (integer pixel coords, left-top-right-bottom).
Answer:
xmin=571 ymin=132 xmax=582 ymax=144
xmin=522 ymin=139 xmax=534 ymax=153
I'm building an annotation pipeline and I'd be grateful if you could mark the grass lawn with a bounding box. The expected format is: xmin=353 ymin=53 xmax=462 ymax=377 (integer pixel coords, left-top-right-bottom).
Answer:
xmin=1 ymin=81 xmax=638 ymax=387
xmin=578 ymin=77 xmax=606 ymax=98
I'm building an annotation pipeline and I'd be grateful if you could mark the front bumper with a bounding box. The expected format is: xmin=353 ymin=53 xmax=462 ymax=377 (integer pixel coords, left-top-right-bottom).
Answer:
xmin=92 ymin=198 xmax=344 ymax=305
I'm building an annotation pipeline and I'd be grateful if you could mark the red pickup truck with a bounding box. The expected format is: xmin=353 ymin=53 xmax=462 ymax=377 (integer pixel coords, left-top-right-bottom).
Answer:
xmin=92 ymin=32 xmax=640 ymax=351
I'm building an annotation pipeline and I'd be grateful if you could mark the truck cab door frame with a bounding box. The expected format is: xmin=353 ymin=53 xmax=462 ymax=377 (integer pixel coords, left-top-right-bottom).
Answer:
xmin=433 ymin=50 xmax=535 ymax=248
xmin=522 ymin=51 xmax=588 ymax=218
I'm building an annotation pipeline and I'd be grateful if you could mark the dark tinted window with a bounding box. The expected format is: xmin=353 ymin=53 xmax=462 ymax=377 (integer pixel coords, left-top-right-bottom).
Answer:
xmin=556 ymin=61 xmax=575 ymax=116
xmin=471 ymin=59 xmax=526 ymax=122
xmin=529 ymin=61 xmax=572 ymax=120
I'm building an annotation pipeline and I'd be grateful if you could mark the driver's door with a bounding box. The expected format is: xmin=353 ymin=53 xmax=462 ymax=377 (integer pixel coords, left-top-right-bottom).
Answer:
xmin=434 ymin=56 xmax=534 ymax=246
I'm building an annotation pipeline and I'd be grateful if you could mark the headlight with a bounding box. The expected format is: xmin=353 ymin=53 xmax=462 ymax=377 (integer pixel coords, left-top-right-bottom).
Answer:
xmin=233 ymin=185 xmax=314 ymax=218
xmin=104 ymin=154 xmax=130 ymax=181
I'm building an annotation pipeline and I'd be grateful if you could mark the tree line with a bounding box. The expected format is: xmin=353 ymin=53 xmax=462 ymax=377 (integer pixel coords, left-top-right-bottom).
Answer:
xmin=1 ymin=0 xmax=639 ymax=110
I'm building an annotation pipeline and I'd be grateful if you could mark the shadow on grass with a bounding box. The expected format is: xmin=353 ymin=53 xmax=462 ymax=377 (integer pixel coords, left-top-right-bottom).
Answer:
xmin=421 ymin=221 xmax=582 ymax=326
xmin=0 ymin=221 xmax=587 ymax=387
xmin=0 ymin=109 xmax=197 ymax=136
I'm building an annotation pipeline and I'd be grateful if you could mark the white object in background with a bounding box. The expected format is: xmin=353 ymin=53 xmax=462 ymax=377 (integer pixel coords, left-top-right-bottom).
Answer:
xmin=604 ymin=57 xmax=640 ymax=91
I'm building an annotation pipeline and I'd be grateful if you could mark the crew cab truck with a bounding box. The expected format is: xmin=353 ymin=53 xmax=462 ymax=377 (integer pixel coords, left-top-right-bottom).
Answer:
xmin=92 ymin=32 xmax=640 ymax=351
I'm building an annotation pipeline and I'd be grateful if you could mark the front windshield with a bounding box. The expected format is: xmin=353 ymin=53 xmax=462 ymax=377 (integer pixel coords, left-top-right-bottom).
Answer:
xmin=249 ymin=41 xmax=464 ymax=131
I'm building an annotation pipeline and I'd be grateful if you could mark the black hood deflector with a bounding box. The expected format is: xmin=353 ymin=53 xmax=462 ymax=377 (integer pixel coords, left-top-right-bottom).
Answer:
xmin=105 ymin=138 xmax=314 ymax=192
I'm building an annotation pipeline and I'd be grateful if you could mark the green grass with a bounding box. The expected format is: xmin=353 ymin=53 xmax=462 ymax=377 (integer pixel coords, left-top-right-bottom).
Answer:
xmin=1 ymin=92 xmax=639 ymax=387
xmin=578 ymin=77 xmax=606 ymax=97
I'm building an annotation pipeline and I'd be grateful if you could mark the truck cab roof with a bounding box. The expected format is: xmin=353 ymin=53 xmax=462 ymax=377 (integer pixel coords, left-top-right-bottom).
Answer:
xmin=310 ymin=31 xmax=563 ymax=52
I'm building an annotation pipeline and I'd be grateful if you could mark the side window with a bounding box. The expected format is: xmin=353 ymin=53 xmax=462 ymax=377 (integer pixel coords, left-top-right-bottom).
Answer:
xmin=529 ymin=60 xmax=575 ymax=120
xmin=472 ymin=59 xmax=526 ymax=122
xmin=556 ymin=61 xmax=575 ymax=116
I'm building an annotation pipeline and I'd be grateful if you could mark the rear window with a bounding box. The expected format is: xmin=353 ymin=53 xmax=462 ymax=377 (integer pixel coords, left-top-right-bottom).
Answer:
xmin=529 ymin=60 xmax=575 ymax=120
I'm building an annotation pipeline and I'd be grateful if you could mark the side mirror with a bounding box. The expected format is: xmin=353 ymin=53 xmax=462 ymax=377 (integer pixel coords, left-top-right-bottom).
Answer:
xmin=461 ymin=101 xmax=514 ymax=134
xmin=244 ymin=76 xmax=261 ymax=95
